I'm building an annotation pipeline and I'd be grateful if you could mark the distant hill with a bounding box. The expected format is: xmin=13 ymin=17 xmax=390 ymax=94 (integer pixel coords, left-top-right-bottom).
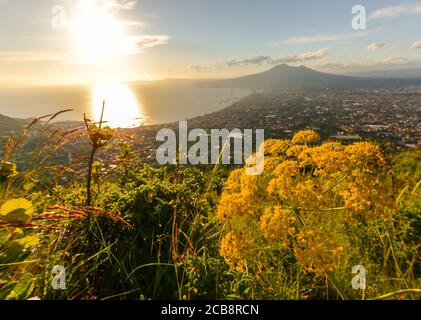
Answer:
xmin=348 ymin=67 xmax=421 ymax=79
xmin=0 ymin=114 xmax=27 ymax=137
xmin=0 ymin=113 xmax=83 ymax=139
xmin=198 ymin=64 xmax=421 ymax=90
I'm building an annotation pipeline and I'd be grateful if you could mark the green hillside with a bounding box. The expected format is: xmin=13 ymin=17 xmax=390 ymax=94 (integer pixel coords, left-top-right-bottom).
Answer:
xmin=0 ymin=119 xmax=419 ymax=300
xmin=0 ymin=114 xmax=26 ymax=138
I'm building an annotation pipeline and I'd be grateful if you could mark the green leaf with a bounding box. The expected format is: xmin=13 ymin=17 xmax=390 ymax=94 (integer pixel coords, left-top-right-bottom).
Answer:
xmin=6 ymin=277 xmax=35 ymax=300
xmin=0 ymin=198 xmax=34 ymax=224
xmin=15 ymin=236 xmax=39 ymax=249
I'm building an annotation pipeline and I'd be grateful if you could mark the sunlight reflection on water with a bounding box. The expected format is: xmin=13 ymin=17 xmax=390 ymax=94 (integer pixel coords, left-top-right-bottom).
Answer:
xmin=91 ymin=82 xmax=142 ymax=128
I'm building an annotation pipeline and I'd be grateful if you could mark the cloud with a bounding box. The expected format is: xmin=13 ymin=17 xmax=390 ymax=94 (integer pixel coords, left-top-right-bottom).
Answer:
xmin=271 ymin=29 xmax=383 ymax=46
xmin=410 ymin=40 xmax=421 ymax=49
xmin=370 ymin=4 xmax=421 ymax=19
xmin=132 ymin=35 xmax=170 ymax=51
xmin=0 ymin=35 xmax=169 ymax=64
xmin=286 ymin=48 xmax=330 ymax=62
xmin=225 ymin=55 xmax=272 ymax=66
xmin=279 ymin=34 xmax=343 ymax=45
xmin=229 ymin=48 xmax=331 ymax=66
xmin=76 ymin=0 xmax=137 ymax=10
xmin=314 ymin=56 xmax=421 ymax=73
xmin=367 ymin=42 xmax=385 ymax=51
xmin=381 ymin=56 xmax=410 ymax=64
xmin=192 ymin=49 xmax=331 ymax=71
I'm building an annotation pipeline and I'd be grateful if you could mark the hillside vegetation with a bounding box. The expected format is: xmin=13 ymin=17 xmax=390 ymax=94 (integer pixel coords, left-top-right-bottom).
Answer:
xmin=0 ymin=116 xmax=420 ymax=300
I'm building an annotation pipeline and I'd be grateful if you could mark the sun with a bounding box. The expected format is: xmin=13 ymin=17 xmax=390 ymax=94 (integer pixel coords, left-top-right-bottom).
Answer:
xmin=71 ymin=9 xmax=134 ymax=62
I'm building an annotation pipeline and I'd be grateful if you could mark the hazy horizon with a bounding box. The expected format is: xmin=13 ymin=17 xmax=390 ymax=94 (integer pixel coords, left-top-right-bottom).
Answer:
xmin=0 ymin=79 xmax=249 ymax=126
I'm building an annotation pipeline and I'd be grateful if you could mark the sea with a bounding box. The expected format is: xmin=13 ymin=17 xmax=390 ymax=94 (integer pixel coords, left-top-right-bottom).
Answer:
xmin=0 ymin=80 xmax=248 ymax=127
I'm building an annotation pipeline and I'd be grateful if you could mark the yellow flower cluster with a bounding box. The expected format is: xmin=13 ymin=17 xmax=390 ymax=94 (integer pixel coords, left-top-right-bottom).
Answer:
xmin=216 ymin=193 xmax=251 ymax=221
xmin=217 ymin=169 xmax=257 ymax=221
xmin=264 ymin=139 xmax=290 ymax=156
xmin=259 ymin=206 xmax=296 ymax=244
xmin=217 ymin=130 xmax=393 ymax=275
xmin=291 ymin=130 xmax=320 ymax=145
xmin=219 ymin=231 xmax=249 ymax=272
xmin=345 ymin=142 xmax=385 ymax=169
xmin=294 ymin=229 xmax=344 ymax=275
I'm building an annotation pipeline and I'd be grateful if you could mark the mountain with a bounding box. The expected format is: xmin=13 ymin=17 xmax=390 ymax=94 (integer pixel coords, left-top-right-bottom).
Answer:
xmin=198 ymin=64 xmax=421 ymax=90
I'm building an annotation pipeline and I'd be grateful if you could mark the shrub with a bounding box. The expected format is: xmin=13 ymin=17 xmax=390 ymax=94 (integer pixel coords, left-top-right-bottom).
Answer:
xmin=216 ymin=130 xmax=420 ymax=299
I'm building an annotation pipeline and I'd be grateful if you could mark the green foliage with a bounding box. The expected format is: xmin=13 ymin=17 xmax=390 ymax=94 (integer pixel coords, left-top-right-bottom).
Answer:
xmin=0 ymin=114 xmax=419 ymax=300
xmin=392 ymin=148 xmax=421 ymax=185
xmin=25 ymin=165 xmax=229 ymax=300
xmin=0 ymin=229 xmax=40 ymax=299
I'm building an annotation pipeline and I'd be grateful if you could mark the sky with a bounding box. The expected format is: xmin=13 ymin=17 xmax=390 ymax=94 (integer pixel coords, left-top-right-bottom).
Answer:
xmin=0 ymin=0 xmax=421 ymax=85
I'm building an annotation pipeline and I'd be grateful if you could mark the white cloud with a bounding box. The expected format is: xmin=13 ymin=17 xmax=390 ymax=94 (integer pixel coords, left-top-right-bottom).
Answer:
xmin=381 ymin=56 xmax=410 ymax=64
xmin=271 ymin=29 xmax=382 ymax=46
xmin=132 ymin=35 xmax=170 ymax=51
xmin=278 ymin=34 xmax=342 ymax=45
xmin=230 ymin=48 xmax=331 ymax=66
xmin=410 ymin=40 xmax=421 ymax=49
xmin=76 ymin=0 xmax=137 ymax=11
xmin=370 ymin=4 xmax=421 ymax=19
xmin=192 ymin=49 xmax=331 ymax=71
xmin=278 ymin=48 xmax=330 ymax=63
xmin=367 ymin=42 xmax=385 ymax=51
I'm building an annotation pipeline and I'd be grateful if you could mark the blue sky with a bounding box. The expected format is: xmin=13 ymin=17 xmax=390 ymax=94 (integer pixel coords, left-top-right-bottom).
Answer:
xmin=0 ymin=0 xmax=420 ymax=85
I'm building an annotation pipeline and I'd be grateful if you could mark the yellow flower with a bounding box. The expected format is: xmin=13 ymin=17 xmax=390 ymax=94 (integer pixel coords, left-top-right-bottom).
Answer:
xmin=223 ymin=169 xmax=244 ymax=194
xmin=240 ymin=174 xmax=258 ymax=195
xmin=291 ymin=130 xmax=320 ymax=145
xmin=289 ymin=180 xmax=327 ymax=209
xmin=286 ymin=145 xmax=307 ymax=158
xmin=259 ymin=206 xmax=296 ymax=243
xmin=264 ymin=156 xmax=284 ymax=172
xmin=273 ymin=160 xmax=299 ymax=177
xmin=217 ymin=193 xmax=251 ymax=221
xmin=294 ymin=229 xmax=343 ymax=275
xmin=345 ymin=142 xmax=385 ymax=169
xmin=264 ymin=139 xmax=290 ymax=156
xmin=300 ymin=142 xmax=347 ymax=174
xmin=220 ymin=231 xmax=248 ymax=272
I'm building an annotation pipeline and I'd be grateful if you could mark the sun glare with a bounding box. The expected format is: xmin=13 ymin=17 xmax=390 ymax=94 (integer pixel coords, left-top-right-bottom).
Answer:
xmin=72 ymin=9 xmax=134 ymax=62
xmin=92 ymin=83 xmax=142 ymax=128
